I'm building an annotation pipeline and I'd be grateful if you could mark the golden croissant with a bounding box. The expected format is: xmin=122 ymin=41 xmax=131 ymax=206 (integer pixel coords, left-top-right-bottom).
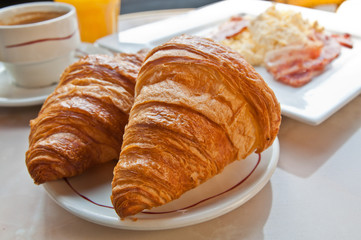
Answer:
xmin=26 ymin=53 xmax=144 ymax=184
xmin=111 ymin=35 xmax=281 ymax=218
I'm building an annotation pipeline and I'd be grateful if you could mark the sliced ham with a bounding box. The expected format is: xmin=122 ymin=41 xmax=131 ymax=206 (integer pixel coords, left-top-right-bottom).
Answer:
xmin=265 ymin=32 xmax=341 ymax=87
xmin=331 ymin=33 xmax=353 ymax=48
xmin=213 ymin=15 xmax=353 ymax=88
xmin=210 ymin=16 xmax=249 ymax=41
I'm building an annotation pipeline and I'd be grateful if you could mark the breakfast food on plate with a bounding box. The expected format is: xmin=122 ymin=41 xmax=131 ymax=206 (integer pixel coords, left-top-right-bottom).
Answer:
xmin=111 ymin=35 xmax=281 ymax=218
xmin=211 ymin=5 xmax=353 ymax=87
xmin=26 ymin=53 xmax=144 ymax=184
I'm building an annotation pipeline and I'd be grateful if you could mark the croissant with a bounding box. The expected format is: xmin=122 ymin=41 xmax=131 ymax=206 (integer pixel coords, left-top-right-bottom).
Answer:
xmin=26 ymin=53 xmax=144 ymax=184
xmin=111 ymin=35 xmax=281 ymax=218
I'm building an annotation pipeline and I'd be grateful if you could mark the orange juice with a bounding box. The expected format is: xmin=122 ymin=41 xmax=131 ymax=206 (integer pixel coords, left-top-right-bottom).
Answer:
xmin=273 ymin=0 xmax=345 ymax=8
xmin=56 ymin=0 xmax=120 ymax=43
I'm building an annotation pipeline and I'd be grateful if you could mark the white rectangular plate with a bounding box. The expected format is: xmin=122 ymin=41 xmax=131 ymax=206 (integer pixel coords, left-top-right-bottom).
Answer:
xmin=97 ymin=0 xmax=361 ymax=125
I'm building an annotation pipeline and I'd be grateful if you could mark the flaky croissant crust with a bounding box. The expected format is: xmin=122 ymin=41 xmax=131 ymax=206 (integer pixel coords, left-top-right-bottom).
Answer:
xmin=26 ymin=54 xmax=144 ymax=184
xmin=111 ymin=35 xmax=281 ymax=218
xmin=139 ymin=35 xmax=281 ymax=155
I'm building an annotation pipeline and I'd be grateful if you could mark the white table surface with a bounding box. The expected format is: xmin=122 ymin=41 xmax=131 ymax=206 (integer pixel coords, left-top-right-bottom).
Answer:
xmin=1 ymin=6 xmax=361 ymax=240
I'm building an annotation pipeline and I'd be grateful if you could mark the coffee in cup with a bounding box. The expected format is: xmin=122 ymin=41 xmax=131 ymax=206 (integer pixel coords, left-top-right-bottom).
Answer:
xmin=0 ymin=11 xmax=67 ymax=26
xmin=0 ymin=2 xmax=80 ymax=88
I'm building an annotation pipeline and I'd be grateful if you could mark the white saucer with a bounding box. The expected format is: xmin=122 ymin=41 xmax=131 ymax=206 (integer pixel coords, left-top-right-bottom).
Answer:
xmin=0 ymin=43 xmax=112 ymax=107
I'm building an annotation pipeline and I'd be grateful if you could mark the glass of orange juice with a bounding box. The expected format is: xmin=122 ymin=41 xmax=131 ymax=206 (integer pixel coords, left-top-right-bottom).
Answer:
xmin=55 ymin=0 xmax=120 ymax=43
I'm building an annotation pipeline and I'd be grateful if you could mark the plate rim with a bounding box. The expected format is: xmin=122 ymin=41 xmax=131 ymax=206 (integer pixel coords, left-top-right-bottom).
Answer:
xmin=43 ymin=138 xmax=279 ymax=231
xmin=0 ymin=87 xmax=56 ymax=107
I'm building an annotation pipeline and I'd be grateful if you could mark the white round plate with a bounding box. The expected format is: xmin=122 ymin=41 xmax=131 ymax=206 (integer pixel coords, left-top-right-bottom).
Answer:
xmin=43 ymin=138 xmax=279 ymax=230
xmin=0 ymin=43 xmax=111 ymax=107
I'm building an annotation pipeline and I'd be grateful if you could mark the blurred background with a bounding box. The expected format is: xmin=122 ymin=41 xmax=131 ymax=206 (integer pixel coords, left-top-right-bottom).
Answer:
xmin=1 ymin=0 xmax=221 ymax=13
xmin=1 ymin=0 xmax=347 ymax=42
xmin=0 ymin=0 xmax=346 ymax=13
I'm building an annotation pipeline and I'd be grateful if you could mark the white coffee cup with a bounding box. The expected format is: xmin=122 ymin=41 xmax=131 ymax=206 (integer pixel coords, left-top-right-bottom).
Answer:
xmin=0 ymin=2 xmax=80 ymax=88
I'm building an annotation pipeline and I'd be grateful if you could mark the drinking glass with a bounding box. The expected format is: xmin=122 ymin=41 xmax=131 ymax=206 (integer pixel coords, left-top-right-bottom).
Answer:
xmin=56 ymin=0 xmax=120 ymax=43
